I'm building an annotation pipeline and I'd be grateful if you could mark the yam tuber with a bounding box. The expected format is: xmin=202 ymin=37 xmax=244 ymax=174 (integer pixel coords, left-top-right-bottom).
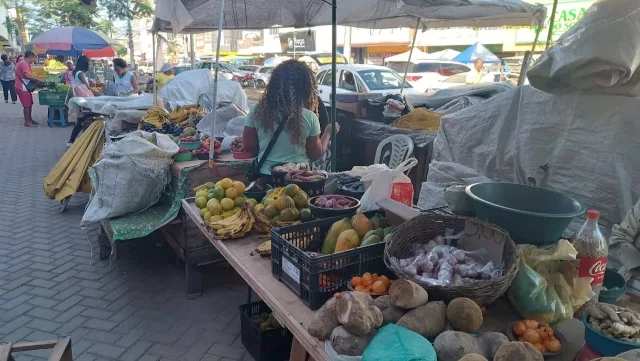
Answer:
xmin=335 ymin=292 xmax=383 ymax=336
xmin=389 ymin=279 xmax=429 ymax=309
xmin=493 ymin=342 xmax=543 ymax=361
xmin=447 ymin=298 xmax=483 ymax=333
xmin=308 ymin=297 xmax=340 ymax=340
xmin=397 ymin=301 xmax=447 ymax=338
xmin=434 ymin=331 xmax=484 ymax=361
xmin=373 ymin=295 xmax=406 ymax=325
xmin=458 ymin=354 xmax=488 ymax=361
xmin=589 ymin=303 xmax=640 ymax=340
xmin=330 ymin=326 xmax=373 ymax=356
xmin=477 ymin=332 xmax=509 ymax=359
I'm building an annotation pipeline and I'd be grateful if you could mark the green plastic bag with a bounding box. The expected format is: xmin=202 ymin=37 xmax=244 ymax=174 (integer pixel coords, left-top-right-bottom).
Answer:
xmin=362 ymin=324 xmax=436 ymax=361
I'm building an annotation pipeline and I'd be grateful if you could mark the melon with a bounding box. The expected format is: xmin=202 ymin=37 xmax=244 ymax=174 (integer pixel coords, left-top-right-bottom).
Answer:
xmin=293 ymin=191 xmax=309 ymax=208
xmin=265 ymin=204 xmax=279 ymax=219
xmin=284 ymin=184 xmax=301 ymax=197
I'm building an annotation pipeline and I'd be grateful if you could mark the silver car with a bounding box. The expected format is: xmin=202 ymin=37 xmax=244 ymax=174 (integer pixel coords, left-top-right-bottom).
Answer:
xmin=253 ymin=66 xmax=275 ymax=88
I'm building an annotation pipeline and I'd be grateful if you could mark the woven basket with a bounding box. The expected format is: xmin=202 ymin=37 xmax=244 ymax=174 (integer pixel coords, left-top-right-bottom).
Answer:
xmin=384 ymin=213 xmax=519 ymax=305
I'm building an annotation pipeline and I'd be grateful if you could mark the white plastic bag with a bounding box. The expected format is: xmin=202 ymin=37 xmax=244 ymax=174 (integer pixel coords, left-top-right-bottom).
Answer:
xmin=325 ymin=341 xmax=362 ymax=361
xmin=358 ymin=158 xmax=418 ymax=212
xmin=347 ymin=164 xmax=390 ymax=190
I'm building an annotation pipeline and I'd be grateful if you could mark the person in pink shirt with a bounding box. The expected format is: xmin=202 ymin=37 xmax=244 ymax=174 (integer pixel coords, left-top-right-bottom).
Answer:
xmin=64 ymin=60 xmax=74 ymax=85
xmin=15 ymin=51 xmax=44 ymax=127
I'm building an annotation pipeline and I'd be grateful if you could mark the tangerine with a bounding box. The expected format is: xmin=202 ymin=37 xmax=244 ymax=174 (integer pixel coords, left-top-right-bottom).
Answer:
xmin=351 ymin=277 xmax=362 ymax=287
xmin=361 ymin=273 xmax=373 ymax=286
xmin=355 ymin=285 xmax=366 ymax=292
xmin=372 ymin=280 xmax=387 ymax=293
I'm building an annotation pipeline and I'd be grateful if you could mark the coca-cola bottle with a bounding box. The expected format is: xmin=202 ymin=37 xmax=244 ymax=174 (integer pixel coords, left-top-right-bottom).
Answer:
xmin=573 ymin=209 xmax=608 ymax=318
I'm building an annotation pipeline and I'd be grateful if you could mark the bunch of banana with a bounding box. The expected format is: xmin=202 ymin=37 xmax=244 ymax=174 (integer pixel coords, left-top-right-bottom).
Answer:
xmin=264 ymin=187 xmax=286 ymax=201
xmin=142 ymin=106 xmax=169 ymax=128
xmin=250 ymin=239 xmax=271 ymax=257
xmin=206 ymin=204 xmax=254 ymax=240
xmin=167 ymin=107 xmax=190 ymax=126
xmin=251 ymin=208 xmax=271 ymax=234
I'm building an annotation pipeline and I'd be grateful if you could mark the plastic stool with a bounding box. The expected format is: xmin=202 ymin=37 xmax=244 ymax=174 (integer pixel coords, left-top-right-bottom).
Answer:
xmin=47 ymin=106 xmax=68 ymax=127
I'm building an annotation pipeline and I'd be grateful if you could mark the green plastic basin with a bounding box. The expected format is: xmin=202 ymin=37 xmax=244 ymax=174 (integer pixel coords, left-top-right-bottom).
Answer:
xmin=465 ymin=182 xmax=585 ymax=245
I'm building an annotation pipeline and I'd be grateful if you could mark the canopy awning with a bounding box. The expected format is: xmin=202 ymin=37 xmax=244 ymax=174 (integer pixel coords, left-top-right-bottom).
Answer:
xmin=153 ymin=0 xmax=547 ymax=33
xmin=384 ymin=48 xmax=429 ymax=63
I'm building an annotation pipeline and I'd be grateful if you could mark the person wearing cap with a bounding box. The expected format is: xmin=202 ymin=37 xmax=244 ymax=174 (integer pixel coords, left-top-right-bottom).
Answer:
xmin=156 ymin=63 xmax=175 ymax=92
xmin=64 ymin=60 xmax=74 ymax=85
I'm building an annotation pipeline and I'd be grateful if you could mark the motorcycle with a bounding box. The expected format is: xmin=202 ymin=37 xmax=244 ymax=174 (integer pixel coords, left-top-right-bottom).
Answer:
xmin=239 ymin=73 xmax=255 ymax=88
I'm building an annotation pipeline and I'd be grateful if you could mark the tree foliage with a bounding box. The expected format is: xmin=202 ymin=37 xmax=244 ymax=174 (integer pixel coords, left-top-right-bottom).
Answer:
xmin=100 ymin=0 xmax=153 ymax=21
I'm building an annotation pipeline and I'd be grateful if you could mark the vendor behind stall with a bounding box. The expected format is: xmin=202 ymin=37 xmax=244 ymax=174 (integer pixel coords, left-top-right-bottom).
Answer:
xmin=112 ymin=58 xmax=139 ymax=95
xmin=242 ymin=60 xmax=338 ymax=181
xmin=156 ymin=63 xmax=174 ymax=91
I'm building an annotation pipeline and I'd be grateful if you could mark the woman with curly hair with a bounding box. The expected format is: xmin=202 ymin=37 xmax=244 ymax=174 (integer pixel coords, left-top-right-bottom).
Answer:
xmin=242 ymin=60 xmax=338 ymax=177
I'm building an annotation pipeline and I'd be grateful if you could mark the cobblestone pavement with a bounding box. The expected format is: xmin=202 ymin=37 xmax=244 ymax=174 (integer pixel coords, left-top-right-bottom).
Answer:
xmin=0 ymin=98 xmax=253 ymax=361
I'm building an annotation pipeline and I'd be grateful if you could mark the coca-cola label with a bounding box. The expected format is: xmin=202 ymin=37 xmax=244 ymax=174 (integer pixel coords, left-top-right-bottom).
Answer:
xmin=577 ymin=256 xmax=607 ymax=285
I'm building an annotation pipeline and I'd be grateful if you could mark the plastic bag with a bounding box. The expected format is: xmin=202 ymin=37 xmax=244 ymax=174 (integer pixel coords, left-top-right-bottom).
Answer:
xmin=358 ymin=158 xmax=417 ymax=212
xmin=347 ymin=164 xmax=390 ymax=190
xmin=507 ymin=239 xmax=595 ymax=323
xmin=363 ymin=324 xmax=436 ymax=361
xmin=383 ymin=99 xmax=404 ymax=118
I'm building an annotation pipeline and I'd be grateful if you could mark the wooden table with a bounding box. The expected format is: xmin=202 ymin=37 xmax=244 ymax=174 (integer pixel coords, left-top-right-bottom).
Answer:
xmin=182 ymin=199 xmax=329 ymax=361
xmin=182 ymin=197 xmax=596 ymax=361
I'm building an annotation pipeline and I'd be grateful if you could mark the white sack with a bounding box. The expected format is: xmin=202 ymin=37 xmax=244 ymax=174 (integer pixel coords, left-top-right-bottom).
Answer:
xmin=159 ymin=69 xmax=249 ymax=112
xmin=417 ymin=161 xmax=491 ymax=210
xmin=197 ymin=104 xmax=247 ymax=137
xmin=427 ymin=85 xmax=640 ymax=237
xmin=527 ymin=0 xmax=640 ymax=97
xmin=80 ymin=131 xmax=179 ymax=226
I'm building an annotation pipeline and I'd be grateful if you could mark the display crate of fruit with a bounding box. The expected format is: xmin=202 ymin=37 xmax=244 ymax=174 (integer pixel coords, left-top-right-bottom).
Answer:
xmin=240 ymin=301 xmax=292 ymax=361
xmin=271 ymin=210 xmax=392 ymax=310
xmin=38 ymin=91 xmax=68 ymax=106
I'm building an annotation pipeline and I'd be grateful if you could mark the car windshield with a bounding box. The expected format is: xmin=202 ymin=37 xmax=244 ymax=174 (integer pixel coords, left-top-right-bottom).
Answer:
xmin=385 ymin=62 xmax=411 ymax=73
xmin=357 ymin=69 xmax=412 ymax=90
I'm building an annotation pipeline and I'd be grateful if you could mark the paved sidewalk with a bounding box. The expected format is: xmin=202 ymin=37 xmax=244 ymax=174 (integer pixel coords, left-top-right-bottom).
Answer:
xmin=0 ymin=98 xmax=252 ymax=361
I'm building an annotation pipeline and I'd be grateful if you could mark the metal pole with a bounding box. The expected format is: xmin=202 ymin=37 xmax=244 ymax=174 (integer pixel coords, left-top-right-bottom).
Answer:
xmin=209 ymin=0 xmax=226 ymax=165
xmin=330 ymin=0 xmax=337 ymax=172
xmin=190 ymin=33 xmax=196 ymax=69
xmin=545 ymin=0 xmax=559 ymax=50
xmin=152 ymin=32 xmax=157 ymax=105
xmin=401 ymin=17 xmax=420 ymax=94
xmin=518 ymin=25 xmax=543 ymax=86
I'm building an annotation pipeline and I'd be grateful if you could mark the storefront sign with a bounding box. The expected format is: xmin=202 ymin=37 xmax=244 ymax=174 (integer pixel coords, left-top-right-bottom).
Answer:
xmin=279 ymin=31 xmax=316 ymax=53
xmin=417 ymin=27 xmax=504 ymax=46
xmin=515 ymin=0 xmax=595 ymax=44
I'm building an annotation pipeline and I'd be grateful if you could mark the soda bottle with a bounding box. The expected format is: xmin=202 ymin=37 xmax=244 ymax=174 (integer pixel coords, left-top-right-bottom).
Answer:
xmin=573 ymin=209 xmax=608 ymax=318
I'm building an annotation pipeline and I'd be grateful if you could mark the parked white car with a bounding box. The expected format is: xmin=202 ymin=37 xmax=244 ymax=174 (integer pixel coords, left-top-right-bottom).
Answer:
xmin=315 ymin=64 xmax=419 ymax=106
xmin=385 ymin=60 xmax=471 ymax=93
xmin=253 ymin=66 xmax=275 ymax=88
xmin=428 ymin=72 xmax=520 ymax=93
xmin=136 ymin=61 xmax=154 ymax=76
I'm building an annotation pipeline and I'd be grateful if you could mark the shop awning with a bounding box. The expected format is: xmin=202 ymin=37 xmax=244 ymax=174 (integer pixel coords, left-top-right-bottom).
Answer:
xmin=153 ymin=0 xmax=547 ymax=33
xmin=384 ymin=48 xmax=429 ymax=63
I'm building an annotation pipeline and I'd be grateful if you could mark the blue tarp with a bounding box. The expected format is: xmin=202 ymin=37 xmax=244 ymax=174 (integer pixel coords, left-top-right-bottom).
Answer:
xmin=452 ymin=42 xmax=500 ymax=64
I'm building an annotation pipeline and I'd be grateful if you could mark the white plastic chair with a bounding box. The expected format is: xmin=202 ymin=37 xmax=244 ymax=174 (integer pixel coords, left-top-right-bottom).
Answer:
xmin=374 ymin=134 xmax=414 ymax=169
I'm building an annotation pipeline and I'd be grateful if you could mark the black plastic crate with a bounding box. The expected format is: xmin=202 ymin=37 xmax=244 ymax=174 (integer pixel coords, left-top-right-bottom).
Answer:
xmin=271 ymin=211 xmax=387 ymax=310
xmin=240 ymin=301 xmax=293 ymax=361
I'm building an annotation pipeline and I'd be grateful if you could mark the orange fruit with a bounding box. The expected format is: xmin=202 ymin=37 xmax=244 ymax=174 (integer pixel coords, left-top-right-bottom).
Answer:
xmin=372 ymin=280 xmax=387 ymax=293
xmin=351 ymin=277 xmax=362 ymax=287
xmin=355 ymin=285 xmax=366 ymax=292
xmin=372 ymin=274 xmax=380 ymax=282
xmin=380 ymin=275 xmax=391 ymax=287
xmin=361 ymin=273 xmax=373 ymax=286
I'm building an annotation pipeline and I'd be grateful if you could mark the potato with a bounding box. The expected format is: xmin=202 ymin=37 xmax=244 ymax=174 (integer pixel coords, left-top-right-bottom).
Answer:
xmin=308 ymin=297 xmax=340 ymax=340
xmin=335 ymin=292 xmax=383 ymax=336
xmin=447 ymin=298 xmax=483 ymax=332
xmin=397 ymin=301 xmax=447 ymax=338
xmin=330 ymin=326 xmax=373 ymax=356
xmin=493 ymin=342 xmax=543 ymax=361
xmin=458 ymin=354 xmax=488 ymax=361
xmin=389 ymin=279 xmax=429 ymax=309
xmin=434 ymin=331 xmax=483 ymax=361
xmin=373 ymin=295 xmax=406 ymax=325
xmin=477 ymin=332 xmax=509 ymax=359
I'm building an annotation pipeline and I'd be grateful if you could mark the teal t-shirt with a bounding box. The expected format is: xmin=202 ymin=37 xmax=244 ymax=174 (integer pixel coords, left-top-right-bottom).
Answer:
xmin=244 ymin=107 xmax=321 ymax=175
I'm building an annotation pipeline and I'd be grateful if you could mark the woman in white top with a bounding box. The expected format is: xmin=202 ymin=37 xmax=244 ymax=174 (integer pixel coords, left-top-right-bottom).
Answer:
xmin=112 ymin=58 xmax=139 ymax=95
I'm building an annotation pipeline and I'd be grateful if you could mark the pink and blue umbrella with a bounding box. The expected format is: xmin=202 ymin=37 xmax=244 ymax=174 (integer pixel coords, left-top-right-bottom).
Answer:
xmin=27 ymin=26 xmax=123 ymax=57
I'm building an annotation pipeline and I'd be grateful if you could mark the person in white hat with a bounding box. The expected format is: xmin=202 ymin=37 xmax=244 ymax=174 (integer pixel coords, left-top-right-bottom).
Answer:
xmin=155 ymin=62 xmax=175 ymax=91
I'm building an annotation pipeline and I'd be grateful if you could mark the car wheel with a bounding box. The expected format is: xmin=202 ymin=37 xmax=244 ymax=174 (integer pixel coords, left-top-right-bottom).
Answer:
xmin=256 ymin=80 xmax=266 ymax=89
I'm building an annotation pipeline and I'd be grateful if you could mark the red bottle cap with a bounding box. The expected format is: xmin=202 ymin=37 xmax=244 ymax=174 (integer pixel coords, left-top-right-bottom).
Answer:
xmin=586 ymin=209 xmax=600 ymax=219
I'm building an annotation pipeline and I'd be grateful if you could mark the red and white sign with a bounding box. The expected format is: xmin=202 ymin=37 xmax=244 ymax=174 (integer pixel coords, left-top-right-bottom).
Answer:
xmin=577 ymin=256 xmax=607 ymax=285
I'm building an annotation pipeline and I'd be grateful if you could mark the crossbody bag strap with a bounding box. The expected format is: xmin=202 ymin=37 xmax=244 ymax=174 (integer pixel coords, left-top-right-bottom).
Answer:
xmin=255 ymin=117 xmax=287 ymax=171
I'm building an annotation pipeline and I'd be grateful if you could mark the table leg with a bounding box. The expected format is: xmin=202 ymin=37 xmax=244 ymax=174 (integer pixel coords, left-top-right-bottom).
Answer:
xmin=289 ymin=337 xmax=315 ymax=361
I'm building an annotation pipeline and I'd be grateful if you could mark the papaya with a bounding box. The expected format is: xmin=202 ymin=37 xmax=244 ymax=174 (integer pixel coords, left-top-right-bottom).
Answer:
xmin=321 ymin=218 xmax=352 ymax=254
xmin=335 ymin=229 xmax=360 ymax=253
xmin=360 ymin=235 xmax=382 ymax=247
xmin=351 ymin=213 xmax=373 ymax=238
xmin=370 ymin=213 xmax=389 ymax=229
xmin=383 ymin=227 xmax=394 ymax=236
xmin=363 ymin=228 xmax=385 ymax=240
xmin=383 ymin=234 xmax=391 ymax=243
